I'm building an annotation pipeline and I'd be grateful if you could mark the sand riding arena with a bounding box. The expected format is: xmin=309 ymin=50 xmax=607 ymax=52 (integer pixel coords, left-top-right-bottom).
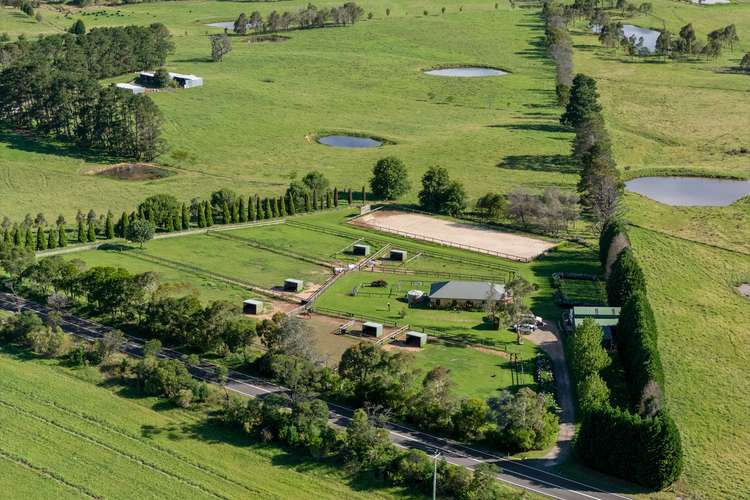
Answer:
xmin=352 ymin=210 xmax=556 ymax=261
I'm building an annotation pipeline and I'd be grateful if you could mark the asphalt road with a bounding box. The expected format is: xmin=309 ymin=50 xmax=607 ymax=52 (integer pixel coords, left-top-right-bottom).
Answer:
xmin=0 ymin=292 xmax=629 ymax=500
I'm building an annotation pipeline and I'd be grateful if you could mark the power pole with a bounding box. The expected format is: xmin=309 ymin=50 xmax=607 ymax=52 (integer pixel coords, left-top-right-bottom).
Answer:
xmin=433 ymin=450 xmax=441 ymax=500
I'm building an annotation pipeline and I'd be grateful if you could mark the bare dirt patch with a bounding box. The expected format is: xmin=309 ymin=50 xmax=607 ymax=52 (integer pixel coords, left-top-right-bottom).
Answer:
xmin=736 ymin=283 xmax=750 ymax=299
xmin=84 ymin=163 xmax=171 ymax=181
xmin=353 ymin=210 xmax=556 ymax=261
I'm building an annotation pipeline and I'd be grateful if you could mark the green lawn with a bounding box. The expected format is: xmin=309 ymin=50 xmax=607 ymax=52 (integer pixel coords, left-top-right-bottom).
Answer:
xmin=0 ymin=349 xmax=405 ymax=499
xmin=409 ymin=342 xmax=535 ymax=399
xmin=0 ymin=0 xmax=575 ymax=220
xmin=628 ymin=227 xmax=750 ymax=498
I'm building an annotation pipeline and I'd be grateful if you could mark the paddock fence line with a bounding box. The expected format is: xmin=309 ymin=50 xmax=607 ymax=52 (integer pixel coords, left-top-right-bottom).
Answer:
xmin=205 ymin=231 xmax=333 ymax=268
xmin=123 ymin=250 xmax=297 ymax=303
xmin=287 ymin=219 xmax=517 ymax=278
xmin=349 ymin=220 xmax=531 ymax=263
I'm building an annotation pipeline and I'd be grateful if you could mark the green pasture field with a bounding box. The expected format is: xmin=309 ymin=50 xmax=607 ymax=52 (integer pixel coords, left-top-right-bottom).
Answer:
xmin=629 ymin=226 xmax=750 ymax=498
xmin=569 ymin=0 xmax=750 ymax=180
xmin=130 ymin=232 xmax=329 ymax=288
xmin=625 ymin=194 xmax=750 ymax=254
xmin=227 ymin=222 xmax=373 ymax=263
xmin=0 ymin=0 xmax=576 ymax=220
xmin=0 ymin=349 xmax=405 ymax=499
xmin=65 ymin=245 xmax=254 ymax=303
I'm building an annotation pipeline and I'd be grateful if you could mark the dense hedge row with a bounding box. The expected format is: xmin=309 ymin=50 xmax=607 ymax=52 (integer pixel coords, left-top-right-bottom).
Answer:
xmin=577 ymin=406 xmax=683 ymax=489
xmin=618 ymin=291 xmax=665 ymax=413
xmin=575 ymin=222 xmax=682 ymax=489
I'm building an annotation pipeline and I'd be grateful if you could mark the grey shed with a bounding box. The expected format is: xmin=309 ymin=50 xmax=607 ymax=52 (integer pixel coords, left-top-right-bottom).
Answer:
xmin=362 ymin=321 xmax=383 ymax=338
xmin=390 ymin=249 xmax=407 ymax=261
xmin=405 ymin=331 xmax=427 ymax=347
xmin=284 ymin=278 xmax=304 ymax=292
xmin=243 ymin=299 xmax=263 ymax=315
xmin=352 ymin=243 xmax=371 ymax=256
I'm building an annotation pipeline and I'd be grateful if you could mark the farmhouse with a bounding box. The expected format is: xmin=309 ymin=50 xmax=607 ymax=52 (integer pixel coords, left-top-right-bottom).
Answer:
xmin=428 ymin=281 xmax=507 ymax=310
xmin=138 ymin=71 xmax=204 ymax=88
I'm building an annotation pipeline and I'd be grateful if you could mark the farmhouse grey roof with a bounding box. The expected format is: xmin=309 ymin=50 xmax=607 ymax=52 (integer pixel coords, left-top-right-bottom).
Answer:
xmin=428 ymin=281 xmax=506 ymax=301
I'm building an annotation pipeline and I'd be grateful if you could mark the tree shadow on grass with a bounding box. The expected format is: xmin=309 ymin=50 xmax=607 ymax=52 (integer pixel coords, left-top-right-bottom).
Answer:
xmin=0 ymin=128 xmax=120 ymax=164
xmin=489 ymin=123 xmax=569 ymax=134
xmin=498 ymin=154 xmax=579 ymax=174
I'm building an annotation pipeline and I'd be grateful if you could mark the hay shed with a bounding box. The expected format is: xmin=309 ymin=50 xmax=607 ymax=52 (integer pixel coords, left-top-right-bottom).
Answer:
xmin=284 ymin=278 xmax=304 ymax=292
xmin=362 ymin=321 xmax=383 ymax=338
xmin=405 ymin=331 xmax=427 ymax=348
xmin=390 ymin=249 xmax=407 ymax=261
xmin=243 ymin=299 xmax=263 ymax=315
xmin=352 ymin=243 xmax=371 ymax=256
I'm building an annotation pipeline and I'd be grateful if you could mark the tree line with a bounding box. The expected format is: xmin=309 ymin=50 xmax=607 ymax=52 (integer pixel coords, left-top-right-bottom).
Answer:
xmin=569 ymin=221 xmax=683 ymax=489
xmin=543 ymin=2 xmax=574 ymax=106
xmin=0 ymin=24 xmax=173 ymax=161
xmin=230 ymin=2 xmax=364 ymax=35
xmin=0 ymin=170 xmax=357 ymax=253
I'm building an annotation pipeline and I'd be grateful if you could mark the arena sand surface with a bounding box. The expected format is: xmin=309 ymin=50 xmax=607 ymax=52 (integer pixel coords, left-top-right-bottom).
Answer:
xmin=354 ymin=210 xmax=556 ymax=261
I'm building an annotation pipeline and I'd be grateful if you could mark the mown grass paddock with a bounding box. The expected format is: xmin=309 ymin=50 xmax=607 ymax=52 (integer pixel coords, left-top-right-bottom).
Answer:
xmin=628 ymin=227 xmax=750 ymax=498
xmin=0 ymin=350 xmax=406 ymax=499
xmin=0 ymin=0 xmax=575 ymax=220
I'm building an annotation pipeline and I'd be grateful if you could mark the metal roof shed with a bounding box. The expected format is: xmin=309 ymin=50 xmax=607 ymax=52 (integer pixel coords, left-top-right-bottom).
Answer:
xmin=362 ymin=321 xmax=383 ymax=338
xmin=405 ymin=331 xmax=427 ymax=347
xmin=243 ymin=299 xmax=263 ymax=315
xmin=352 ymin=243 xmax=371 ymax=256
xmin=284 ymin=278 xmax=304 ymax=292
xmin=390 ymin=249 xmax=407 ymax=261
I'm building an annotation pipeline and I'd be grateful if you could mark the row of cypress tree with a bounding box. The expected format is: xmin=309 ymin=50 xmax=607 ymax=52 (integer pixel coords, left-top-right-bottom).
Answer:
xmin=573 ymin=222 xmax=683 ymax=489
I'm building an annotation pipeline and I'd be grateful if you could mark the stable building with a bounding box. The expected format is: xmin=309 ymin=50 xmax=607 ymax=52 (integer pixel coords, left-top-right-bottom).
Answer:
xmin=243 ymin=299 xmax=263 ymax=315
xmin=362 ymin=321 xmax=383 ymax=338
xmin=405 ymin=331 xmax=427 ymax=348
xmin=284 ymin=278 xmax=304 ymax=292
xmin=390 ymin=249 xmax=407 ymax=261
xmin=352 ymin=243 xmax=371 ymax=256
xmin=428 ymin=281 xmax=507 ymax=311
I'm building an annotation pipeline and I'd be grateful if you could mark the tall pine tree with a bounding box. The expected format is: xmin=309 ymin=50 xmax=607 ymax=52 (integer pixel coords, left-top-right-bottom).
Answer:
xmin=58 ymin=224 xmax=67 ymax=247
xmin=77 ymin=221 xmax=85 ymax=243
xmin=248 ymin=196 xmax=256 ymax=221
xmin=47 ymin=229 xmax=57 ymax=249
xmin=348 ymin=188 xmax=353 ymax=205
xmin=36 ymin=226 xmax=46 ymax=250
xmin=222 ymin=201 xmax=231 ymax=224
xmin=206 ymin=201 xmax=214 ymax=226
xmin=181 ymin=203 xmax=190 ymax=230
xmin=105 ymin=213 xmax=115 ymax=239
xmin=239 ymin=197 xmax=247 ymax=223
xmin=87 ymin=222 xmax=96 ymax=242
xmin=333 ymin=187 xmax=339 ymax=207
